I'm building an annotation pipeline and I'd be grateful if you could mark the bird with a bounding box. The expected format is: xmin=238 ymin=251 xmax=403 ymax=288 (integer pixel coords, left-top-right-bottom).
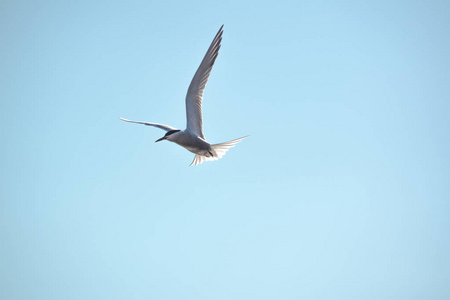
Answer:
xmin=120 ymin=25 xmax=248 ymax=166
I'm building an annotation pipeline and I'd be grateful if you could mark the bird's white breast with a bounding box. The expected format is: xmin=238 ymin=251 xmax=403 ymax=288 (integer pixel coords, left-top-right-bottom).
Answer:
xmin=167 ymin=130 xmax=212 ymax=156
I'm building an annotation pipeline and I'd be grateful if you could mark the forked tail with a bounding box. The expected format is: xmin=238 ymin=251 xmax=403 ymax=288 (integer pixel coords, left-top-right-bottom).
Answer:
xmin=190 ymin=136 xmax=249 ymax=166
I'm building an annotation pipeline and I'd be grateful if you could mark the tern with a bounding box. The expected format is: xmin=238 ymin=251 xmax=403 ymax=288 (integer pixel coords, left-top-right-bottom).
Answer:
xmin=120 ymin=25 xmax=248 ymax=166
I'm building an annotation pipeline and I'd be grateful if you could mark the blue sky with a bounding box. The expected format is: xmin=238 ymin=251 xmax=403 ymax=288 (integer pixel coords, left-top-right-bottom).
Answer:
xmin=1 ymin=0 xmax=449 ymax=299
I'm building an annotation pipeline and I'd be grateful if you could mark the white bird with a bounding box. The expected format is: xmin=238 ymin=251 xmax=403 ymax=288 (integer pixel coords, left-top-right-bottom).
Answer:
xmin=120 ymin=25 xmax=248 ymax=166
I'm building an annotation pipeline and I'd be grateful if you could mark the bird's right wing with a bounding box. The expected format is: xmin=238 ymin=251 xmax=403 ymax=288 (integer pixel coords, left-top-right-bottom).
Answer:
xmin=185 ymin=25 xmax=224 ymax=139
xmin=119 ymin=117 xmax=177 ymax=132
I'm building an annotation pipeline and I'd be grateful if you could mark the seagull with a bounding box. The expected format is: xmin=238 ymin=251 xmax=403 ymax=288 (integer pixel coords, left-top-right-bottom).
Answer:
xmin=120 ymin=25 xmax=248 ymax=166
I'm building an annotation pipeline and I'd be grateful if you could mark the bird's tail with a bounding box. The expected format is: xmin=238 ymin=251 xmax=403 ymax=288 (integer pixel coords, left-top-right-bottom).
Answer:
xmin=190 ymin=136 xmax=249 ymax=166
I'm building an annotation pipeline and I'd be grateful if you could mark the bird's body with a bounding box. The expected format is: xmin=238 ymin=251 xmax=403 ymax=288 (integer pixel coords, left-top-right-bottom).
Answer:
xmin=120 ymin=25 xmax=247 ymax=166
xmin=167 ymin=130 xmax=213 ymax=156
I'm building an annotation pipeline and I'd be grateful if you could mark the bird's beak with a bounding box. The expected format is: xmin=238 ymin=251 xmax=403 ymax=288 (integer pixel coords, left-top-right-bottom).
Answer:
xmin=155 ymin=137 xmax=166 ymax=143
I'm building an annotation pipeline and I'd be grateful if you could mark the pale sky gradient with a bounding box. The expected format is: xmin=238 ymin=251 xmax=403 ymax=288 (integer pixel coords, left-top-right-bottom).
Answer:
xmin=1 ymin=1 xmax=449 ymax=299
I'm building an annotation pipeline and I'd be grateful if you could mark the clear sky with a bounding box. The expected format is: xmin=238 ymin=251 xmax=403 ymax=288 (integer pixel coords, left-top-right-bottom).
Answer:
xmin=1 ymin=0 xmax=449 ymax=299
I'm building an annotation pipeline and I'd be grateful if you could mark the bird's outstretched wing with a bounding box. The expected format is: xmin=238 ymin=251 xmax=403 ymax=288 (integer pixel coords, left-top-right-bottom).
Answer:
xmin=185 ymin=25 xmax=224 ymax=139
xmin=119 ymin=117 xmax=177 ymax=132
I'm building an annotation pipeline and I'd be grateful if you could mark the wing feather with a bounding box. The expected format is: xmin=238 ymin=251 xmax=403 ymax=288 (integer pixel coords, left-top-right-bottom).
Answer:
xmin=119 ymin=117 xmax=177 ymax=132
xmin=185 ymin=25 xmax=224 ymax=138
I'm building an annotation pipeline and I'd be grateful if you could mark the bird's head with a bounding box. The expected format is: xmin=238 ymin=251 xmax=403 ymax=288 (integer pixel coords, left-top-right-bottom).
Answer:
xmin=155 ymin=130 xmax=181 ymax=143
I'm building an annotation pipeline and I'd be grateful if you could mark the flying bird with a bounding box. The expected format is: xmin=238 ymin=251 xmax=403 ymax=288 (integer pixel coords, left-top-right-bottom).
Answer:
xmin=120 ymin=25 xmax=248 ymax=166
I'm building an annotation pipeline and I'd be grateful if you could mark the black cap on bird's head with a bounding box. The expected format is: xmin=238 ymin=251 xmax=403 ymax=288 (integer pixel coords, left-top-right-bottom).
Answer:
xmin=155 ymin=130 xmax=180 ymax=143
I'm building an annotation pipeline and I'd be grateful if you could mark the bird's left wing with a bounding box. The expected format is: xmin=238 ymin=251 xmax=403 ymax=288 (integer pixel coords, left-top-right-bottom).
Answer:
xmin=185 ymin=25 xmax=224 ymax=139
xmin=119 ymin=117 xmax=177 ymax=132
